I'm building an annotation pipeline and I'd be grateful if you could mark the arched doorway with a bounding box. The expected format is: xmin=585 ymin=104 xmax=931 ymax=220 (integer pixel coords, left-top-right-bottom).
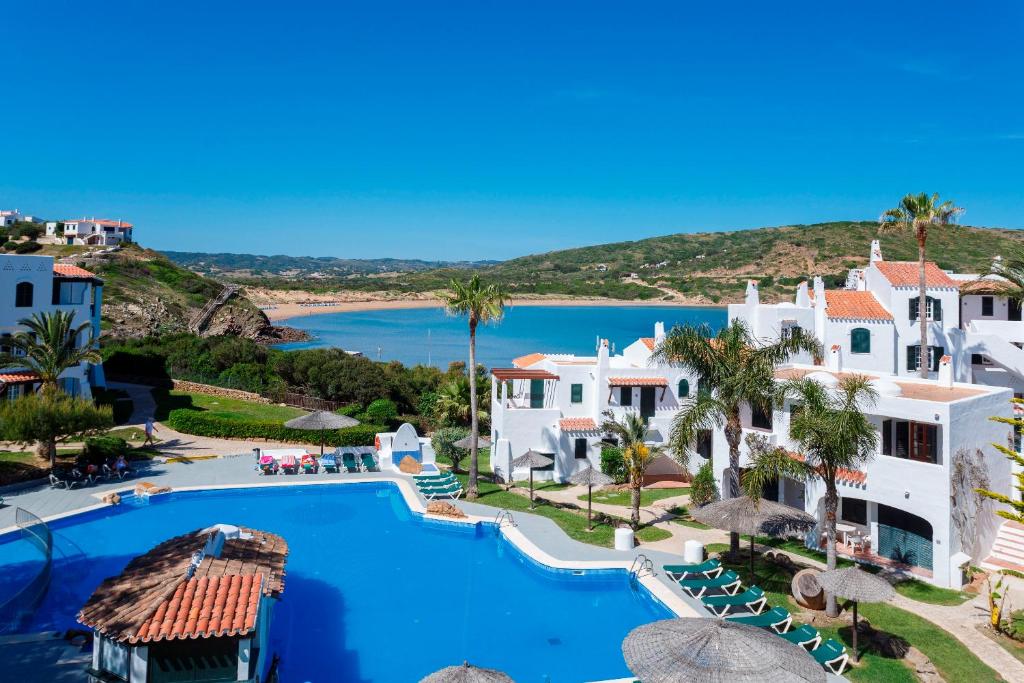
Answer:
xmin=877 ymin=504 xmax=933 ymax=570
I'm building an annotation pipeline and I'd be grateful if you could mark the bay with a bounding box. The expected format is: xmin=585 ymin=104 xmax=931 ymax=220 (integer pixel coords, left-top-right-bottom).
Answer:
xmin=277 ymin=305 xmax=727 ymax=369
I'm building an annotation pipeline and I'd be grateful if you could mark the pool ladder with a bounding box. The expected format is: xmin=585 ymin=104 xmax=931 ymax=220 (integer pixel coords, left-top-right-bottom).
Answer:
xmin=629 ymin=553 xmax=657 ymax=579
xmin=495 ymin=509 xmax=518 ymax=528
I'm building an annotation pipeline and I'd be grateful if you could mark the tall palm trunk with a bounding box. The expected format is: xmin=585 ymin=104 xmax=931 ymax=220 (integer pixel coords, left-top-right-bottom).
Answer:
xmin=917 ymin=228 xmax=929 ymax=379
xmin=630 ymin=477 xmax=642 ymax=530
xmin=467 ymin=317 xmax=480 ymax=500
xmin=823 ymin=480 xmax=840 ymax=617
xmin=724 ymin=409 xmax=743 ymax=555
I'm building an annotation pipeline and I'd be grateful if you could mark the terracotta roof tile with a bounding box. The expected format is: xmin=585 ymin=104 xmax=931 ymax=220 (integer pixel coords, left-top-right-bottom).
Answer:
xmin=874 ymin=261 xmax=959 ymax=288
xmin=0 ymin=371 xmax=40 ymax=384
xmin=607 ymin=376 xmax=668 ymax=387
xmin=640 ymin=337 xmax=656 ymax=351
xmin=135 ymin=574 xmax=262 ymax=643
xmin=512 ymin=352 xmax=546 ymax=368
xmin=53 ymin=263 xmax=99 ymax=279
xmin=824 ymin=291 xmax=893 ymax=321
xmin=558 ymin=417 xmax=599 ymax=432
xmin=789 ymin=451 xmax=866 ymax=485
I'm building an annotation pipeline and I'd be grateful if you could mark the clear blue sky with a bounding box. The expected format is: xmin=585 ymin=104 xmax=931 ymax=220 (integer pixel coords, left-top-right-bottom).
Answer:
xmin=2 ymin=1 xmax=1022 ymax=260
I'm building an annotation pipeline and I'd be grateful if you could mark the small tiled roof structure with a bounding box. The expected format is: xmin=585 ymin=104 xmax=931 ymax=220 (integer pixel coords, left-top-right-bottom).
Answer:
xmin=959 ymin=278 xmax=1009 ymax=295
xmin=0 ymin=371 xmax=41 ymax=384
xmin=639 ymin=337 xmax=656 ymax=351
xmin=78 ymin=526 xmax=287 ymax=644
xmin=873 ymin=261 xmax=959 ymax=288
xmin=53 ymin=263 xmax=100 ymax=280
xmin=558 ymin=417 xmax=599 ymax=432
xmin=607 ymin=376 xmax=668 ymax=387
xmin=491 ymin=368 xmax=559 ymax=381
xmin=824 ymin=291 xmax=893 ymax=321
xmin=512 ymin=352 xmax=546 ymax=368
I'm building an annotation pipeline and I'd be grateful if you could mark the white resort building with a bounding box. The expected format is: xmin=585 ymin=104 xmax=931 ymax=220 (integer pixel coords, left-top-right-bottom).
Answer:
xmin=0 ymin=254 xmax=105 ymax=398
xmin=45 ymin=217 xmax=134 ymax=246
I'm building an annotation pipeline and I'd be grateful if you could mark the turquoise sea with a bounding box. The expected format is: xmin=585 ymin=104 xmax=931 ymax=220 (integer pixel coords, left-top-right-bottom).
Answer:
xmin=277 ymin=305 xmax=727 ymax=369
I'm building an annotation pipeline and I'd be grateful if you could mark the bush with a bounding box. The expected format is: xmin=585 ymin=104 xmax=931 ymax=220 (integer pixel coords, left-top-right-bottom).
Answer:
xmin=431 ymin=426 xmax=470 ymax=471
xmin=164 ymin=408 xmax=382 ymax=446
xmin=689 ymin=462 xmax=719 ymax=507
xmin=14 ymin=241 xmax=42 ymax=254
xmin=365 ymin=398 xmax=398 ymax=426
xmin=336 ymin=403 xmax=362 ymax=417
xmin=3 ymin=241 xmax=19 ymax=251
xmin=83 ymin=436 xmax=129 ymax=464
xmin=600 ymin=446 xmax=627 ymax=483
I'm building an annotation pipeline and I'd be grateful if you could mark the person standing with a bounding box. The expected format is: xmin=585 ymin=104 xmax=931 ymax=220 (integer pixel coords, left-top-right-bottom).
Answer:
xmin=143 ymin=417 xmax=158 ymax=447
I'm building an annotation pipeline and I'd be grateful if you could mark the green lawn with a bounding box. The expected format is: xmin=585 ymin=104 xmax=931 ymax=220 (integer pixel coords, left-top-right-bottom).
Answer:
xmin=890 ymin=578 xmax=972 ymax=606
xmin=105 ymin=426 xmax=150 ymax=442
xmin=581 ymin=487 xmax=689 ymax=507
xmin=515 ymin=480 xmax=572 ymax=492
xmin=154 ymin=389 xmax=306 ymax=422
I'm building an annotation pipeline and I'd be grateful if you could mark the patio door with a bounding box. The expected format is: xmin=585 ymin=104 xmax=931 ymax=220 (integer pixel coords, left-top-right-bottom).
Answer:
xmin=640 ymin=387 xmax=656 ymax=419
xmin=529 ymin=379 xmax=545 ymax=408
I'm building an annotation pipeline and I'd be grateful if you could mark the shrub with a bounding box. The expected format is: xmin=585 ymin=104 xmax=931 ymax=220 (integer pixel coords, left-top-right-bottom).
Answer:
xmin=336 ymin=403 xmax=362 ymax=417
xmin=365 ymin=398 xmax=398 ymax=426
xmin=3 ymin=241 xmax=19 ymax=251
xmin=164 ymin=408 xmax=382 ymax=446
xmin=83 ymin=436 xmax=129 ymax=464
xmin=600 ymin=446 xmax=627 ymax=484
xmin=689 ymin=462 xmax=719 ymax=507
xmin=14 ymin=241 xmax=42 ymax=254
xmin=431 ymin=426 xmax=470 ymax=472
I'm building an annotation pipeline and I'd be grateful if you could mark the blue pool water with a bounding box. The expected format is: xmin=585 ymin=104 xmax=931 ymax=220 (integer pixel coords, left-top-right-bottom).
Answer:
xmin=0 ymin=484 xmax=672 ymax=682
xmin=277 ymin=305 xmax=726 ymax=369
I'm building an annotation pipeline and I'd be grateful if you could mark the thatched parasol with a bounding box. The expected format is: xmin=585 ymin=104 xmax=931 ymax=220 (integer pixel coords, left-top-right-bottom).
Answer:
xmin=816 ymin=565 xmax=895 ymax=661
xmin=569 ymin=466 xmax=614 ymax=530
xmin=419 ymin=661 xmax=514 ymax=683
xmin=691 ymin=496 xmax=817 ymax=584
xmin=454 ymin=434 xmax=492 ymax=450
xmin=284 ymin=410 xmax=360 ymax=455
xmin=623 ymin=617 xmax=825 ymax=683
xmin=512 ymin=449 xmax=553 ymax=509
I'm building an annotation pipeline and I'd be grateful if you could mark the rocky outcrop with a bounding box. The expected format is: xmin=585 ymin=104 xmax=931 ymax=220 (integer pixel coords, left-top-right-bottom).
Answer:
xmin=170 ymin=379 xmax=270 ymax=403
xmin=398 ymin=456 xmax=423 ymax=474
xmin=426 ymin=501 xmax=467 ymax=519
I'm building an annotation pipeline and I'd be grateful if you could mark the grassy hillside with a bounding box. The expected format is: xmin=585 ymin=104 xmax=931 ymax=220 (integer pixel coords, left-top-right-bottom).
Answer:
xmin=311 ymin=221 xmax=1024 ymax=303
xmin=164 ymin=250 xmax=497 ymax=279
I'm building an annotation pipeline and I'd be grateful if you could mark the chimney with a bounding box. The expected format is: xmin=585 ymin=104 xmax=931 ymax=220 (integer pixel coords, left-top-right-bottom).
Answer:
xmin=745 ymin=280 xmax=760 ymax=306
xmin=828 ymin=344 xmax=842 ymax=372
xmin=812 ymin=276 xmax=826 ymax=305
xmin=938 ymin=355 xmax=954 ymax=387
xmin=654 ymin=321 xmax=666 ymax=344
xmin=597 ymin=339 xmax=610 ymax=369
xmin=870 ymin=239 xmax=883 ymax=264
xmin=795 ymin=281 xmax=810 ymax=307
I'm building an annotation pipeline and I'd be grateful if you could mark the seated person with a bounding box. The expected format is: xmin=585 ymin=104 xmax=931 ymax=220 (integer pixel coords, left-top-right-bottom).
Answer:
xmin=115 ymin=455 xmax=131 ymax=473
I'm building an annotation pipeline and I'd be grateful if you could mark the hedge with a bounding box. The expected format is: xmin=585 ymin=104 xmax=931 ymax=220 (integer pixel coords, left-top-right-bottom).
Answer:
xmin=165 ymin=408 xmax=383 ymax=446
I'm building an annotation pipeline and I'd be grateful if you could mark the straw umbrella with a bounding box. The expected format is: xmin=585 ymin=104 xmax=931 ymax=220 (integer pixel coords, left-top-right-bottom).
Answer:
xmin=512 ymin=449 xmax=553 ymax=509
xmin=419 ymin=661 xmax=513 ymax=683
xmin=569 ymin=465 xmax=614 ymax=531
xmin=816 ymin=565 xmax=895 ymax=662
xmin=691 ymin=496 xmax=817 ymax=585
xmin=284 ymin=410 xmax=360 ymax=456
xmin=454 ymin=434 xmax=491 ymax=450
xmin=623 ymin=617 xmax=825 ymax=683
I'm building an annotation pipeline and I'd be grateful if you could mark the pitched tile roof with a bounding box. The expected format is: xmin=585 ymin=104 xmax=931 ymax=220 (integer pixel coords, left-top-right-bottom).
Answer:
xmin=824 ymin=291 xmax=893 ymax=321
xmin=67 ymin=218 xmax=133 ymax=228
xmin=0 ymin=371 xmax=40 ymax=384
xmin=607 ymin=376 xmax=668 ymax=387
xmin=78 ymin=526 xmax=287 ymax=644
xmin=558 ymin=417 xmax=599 ymax=432
xmin=512 ymin=352 xmax=546 ymax=368
xmin=789 ymin=451 xmax=866 ymax=485
xmin=873 ymin=261 xmax=959 ymax=288
xmin=53 ymin=263 xmax=99 ymax=280
xmin=640 ymin=337 xmax=656 ymax=351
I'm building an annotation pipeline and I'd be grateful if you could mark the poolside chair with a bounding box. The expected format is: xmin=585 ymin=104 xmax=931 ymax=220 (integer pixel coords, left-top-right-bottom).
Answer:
xmin=810 ymin=639 xmax=849 ymax=675
xmin=677 ymin=569 xmax=742 ymax=598
xmin=701 ymin=586 xmax=767 ymax=616
xmin=259 ymin=454 xmax=279 ymax=475
xmin=778 ymin=624 xmax=822 ymax=650
xmin=301 ymin=454 xmax=319 ymax=474
xmin=425 ymin=485 xmax=463 ymax=500
xmin=725 ymin=606 xmax=792 ymax=633
xmin=71 ymin=467 xmax=96 ymax=486
xmin=417 ymin=480 xmax=462 ymax=495
xmin=663 ymin=559 xmax=722 ymax=580
xmin=48 ymin=472 xmax=77 ymax=489
xmin=415 ymin=473 xmax=456 ymax=484
xmin=360 ymin=453 xmax=379 ymax=472
xmin=281 ymin=454 xmax=299 ymax=474
xmin=341 ymin=453 xmax=360 ymax=473
xmin=320 ymin=453 xmax=339 ymax=473
xmin=416 ymin=474 xmax=457 ymax=487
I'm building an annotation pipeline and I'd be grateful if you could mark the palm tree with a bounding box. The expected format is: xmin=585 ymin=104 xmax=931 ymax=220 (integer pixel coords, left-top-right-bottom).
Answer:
xmin=879 ymin=192 xmax=964 ymax=378
xmin=433 ymin=377 xmax=488 ymax=427
xmin=601 ymin=411 xmax=661 ymax=530
xmin=741 ymin=375 xmax=879 ymax=617
xmin=0 ymin=310 xmax=101 ymax=394
xmin=652 ymin=319 xmax=820 ymax=554
xmin=441 ymin=275 xmax=507 ymax=499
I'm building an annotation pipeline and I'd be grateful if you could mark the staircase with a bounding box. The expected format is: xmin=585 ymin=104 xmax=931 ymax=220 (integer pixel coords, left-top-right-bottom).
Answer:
xmin=189 ymin=284 xmax=238 ymax=333
xmin=982 ymin=520 xmax=1024 ymax=573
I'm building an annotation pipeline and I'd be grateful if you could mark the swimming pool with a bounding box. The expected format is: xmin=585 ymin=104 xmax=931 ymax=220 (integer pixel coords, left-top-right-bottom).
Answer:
xmin=0 ymin=483 xmax=672 ymax=682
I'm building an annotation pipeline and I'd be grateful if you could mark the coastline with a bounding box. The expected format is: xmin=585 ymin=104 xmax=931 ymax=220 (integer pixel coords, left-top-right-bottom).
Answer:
xmin=261 ymin=296 xmax=726 ymax=322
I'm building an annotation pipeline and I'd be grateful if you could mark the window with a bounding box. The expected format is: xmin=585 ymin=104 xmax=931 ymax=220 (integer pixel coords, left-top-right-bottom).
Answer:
xmin=909 ymin=296 xmax=942 ymax=321
xmin=620 ymin=387 xmax=632 ymax=406
xmin=570 ymin=383 xmax=583 ymax=404
xmin=906 ymin=345 xmax=943 ymax=372
xmin=53 ymin=281 xmax=87 ymax=305
xmin=678 ymin=378 xmax=690 ymax=398
xmin=890 ymin=420 xmax=939 ymax=464
xmin=841 ymin=498 xmax=868 ymax=525
xmin=780 ymin=321 xmax=799 ymax=341
xmin=14 ymin=282 xmax=33 ymax=308
xmin=574 ymin=438 xmax=588 ymax=459
xmin=882 ymin=419 xmax=892 ymax=455
xmin=971 ymin=353 xmax=986 ymax=365
xmin=850 ymin=328 xmax=871 ymax=354
xmin=696 ymin=429 xmax=713 ymax=459
xmin=60 ymin=377 xmax=80 ymax=395
xmin=750 ymin=403 xmax=772 ymax=430
xmin=982 ymin=296 xmax=994 ymax=317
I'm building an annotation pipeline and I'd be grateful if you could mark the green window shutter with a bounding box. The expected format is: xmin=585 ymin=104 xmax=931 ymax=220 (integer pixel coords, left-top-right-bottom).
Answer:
xmin=570 ymin=383 xmax=583 ymax=403
xmin=906 ymin=345 xmax=918 ymax=371
xmin=678 ymin=379 xmax=689 ymax=398
xmin=931 ymin=346 xmax=944 ymax=372
xmin=932 ymin=297 xmax=942 ymax=321
xmin=851 ymin=328 xmax=870 ymax=354
xmin=620 ymin=387 xmax=632 ymax=406
xmin=909 ymin=298 xmax=918 ymax=321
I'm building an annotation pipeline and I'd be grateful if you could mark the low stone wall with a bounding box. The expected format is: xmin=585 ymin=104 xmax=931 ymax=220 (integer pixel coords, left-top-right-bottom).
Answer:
xmin=170 ymin=379 xmax=270 ymax=404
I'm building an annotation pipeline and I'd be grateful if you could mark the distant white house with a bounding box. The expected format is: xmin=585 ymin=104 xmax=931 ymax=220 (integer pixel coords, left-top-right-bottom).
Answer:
xmin=0 ymin=210 xmax=42 ymax=227
xmin=46 ymin=217 xmax=134 ymax=246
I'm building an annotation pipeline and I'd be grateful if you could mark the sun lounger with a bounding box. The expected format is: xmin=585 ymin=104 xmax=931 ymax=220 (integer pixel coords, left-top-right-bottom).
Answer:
xmin=779 ymin=624 xmax=822 ymax=650
xmin=726 ymin=606 xmax=792 ymax=633
xmin=417 ymin=480 xmax=462 ymax=494
xmin=811 ymin=639 xmax=849 ymax=675
xmin=424 ymin=485 xmax=463 ymax=500
xmin=49 ymin=472 xmax=77 ymax=489
xmin=416 ymin=474 xmax=457 ymax=487
xmin=301 ymin=454 xmax=319 ymax=474
xmin=71 ymin=468 xmax=96 ymax=486
xmin=342 ymin=453 xmax=360 ymax=473
xmin=320 ymin=453 xmax=339 ymax=473
xmin=663 ymin=559 xmax=722 ymax=580
xmin=102 ymin=463 xmax=124 ymax=480
xmin=360 ymin=453 xmax=379 ymax=472
xmin=701 ymin=586 xmax=767 ymax=616
xmin=259 ymin=455 xmax=279 ymax=475
xmin=280 ymin=454 xmax=299 ymax=474
xmin=677 ymin=569 xmax=742 ymax=598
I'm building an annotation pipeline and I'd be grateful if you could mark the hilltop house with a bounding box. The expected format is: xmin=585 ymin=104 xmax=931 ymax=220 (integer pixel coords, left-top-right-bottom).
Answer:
xmin=0 ymin=254 xmax=105 ymax=398
xmin=79 ymin=525 xmax=287 ymax=683
xmin=1 ymin=210 xmax=43 ymax=227
xmin=46 ymin=217 xmax=134 ymax=246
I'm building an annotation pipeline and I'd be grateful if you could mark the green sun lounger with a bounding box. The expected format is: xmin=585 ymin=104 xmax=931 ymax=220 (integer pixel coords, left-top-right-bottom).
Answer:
xmin=779 ymin=624 xmax=821 ymax=650
xmin=418 ymin=482 xmax=461 ymax=494
xmin=342 ymin=453 xmax=360 ymax=473
xmin=415 ymin=473 xmax=453 ymax=481
xmin=701 ymin=586 xmax=766 ymax=616
xmin=677 ymin=569 xmax=742 ymax=598
xmin=423 ymin=484 xmax=463 ymax=500
xmin=811 ymin=639 xmax=849 ymax=675
xmin=360 ymin=453 xmax=379 ymax=472
xmin=663 ymin=559 xmax=722 ymax=580
xmin=725 ymin=606 xmax=792 ymax=633
xmin=415 ymin=474 xmax=456 ymax=484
